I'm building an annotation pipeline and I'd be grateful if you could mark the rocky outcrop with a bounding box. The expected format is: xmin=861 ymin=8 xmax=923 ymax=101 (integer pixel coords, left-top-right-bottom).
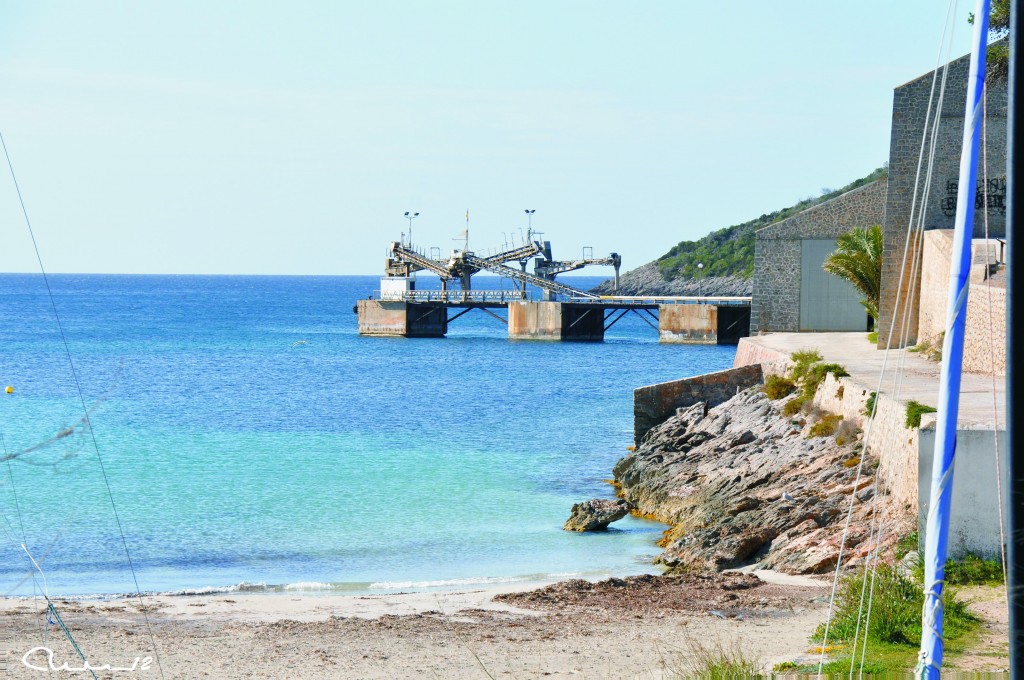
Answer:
xmin=613 ymin=388 xmax=908 ymax=574
xmin=563 ymin=499 xmax=632 ymax=532
xmin=590 ymin=261 xmax=752 ymax=297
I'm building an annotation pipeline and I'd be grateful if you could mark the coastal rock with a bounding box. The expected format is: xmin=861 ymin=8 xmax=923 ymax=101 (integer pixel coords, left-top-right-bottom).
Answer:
xmin=613 ymin=387 xmax=911 ymax=574
xmin=563 ymin=499 xmax=632 ymax=532
xmin=590 ymin=261 xmax=752 ymax=298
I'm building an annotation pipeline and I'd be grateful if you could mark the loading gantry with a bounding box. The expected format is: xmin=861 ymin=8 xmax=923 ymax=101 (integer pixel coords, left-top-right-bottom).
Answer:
xmin=384 ymin=236 xmax=620 ymax=301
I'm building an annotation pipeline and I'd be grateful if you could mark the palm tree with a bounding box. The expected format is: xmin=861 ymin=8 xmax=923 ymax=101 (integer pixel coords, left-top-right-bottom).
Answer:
xmin=823 ymin=224 xmax=883 ymax=322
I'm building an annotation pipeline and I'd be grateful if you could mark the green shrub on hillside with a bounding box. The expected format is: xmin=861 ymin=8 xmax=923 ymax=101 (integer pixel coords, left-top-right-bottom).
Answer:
xmin=656 ymin=167 xmax=887 ymax=282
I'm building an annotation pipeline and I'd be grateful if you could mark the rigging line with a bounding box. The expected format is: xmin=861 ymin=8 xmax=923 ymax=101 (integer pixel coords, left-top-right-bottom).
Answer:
xmin=980 ymin=84 xmax=1010 ymax=599
xmin=859 ymin=505 xmax=896 ymax=675
xmin=2 ymin=432 xmax=47 ymax=650
xmin=22 ymin=545 xmax=98 ymax=680
xmin=894 ymin=35 xmax=957 ymax=396
xmin=0 ymin=131 xmax=166 ymax=680
xmin=815 ymin=3 xmax=959 ymax=675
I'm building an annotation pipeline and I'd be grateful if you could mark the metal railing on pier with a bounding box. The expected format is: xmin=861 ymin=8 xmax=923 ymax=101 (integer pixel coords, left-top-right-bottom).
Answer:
xmin=574 ymin=295 xmax=753 ymax=306
xmin=376 ymin=290 xmax=536 ymax=304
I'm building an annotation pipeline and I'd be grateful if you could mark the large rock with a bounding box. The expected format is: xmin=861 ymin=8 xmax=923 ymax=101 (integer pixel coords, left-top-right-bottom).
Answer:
xmin=563 ymin=499 xmax=632 ymax=532
xmin=612 ymin=387 xmax=913 ymax=574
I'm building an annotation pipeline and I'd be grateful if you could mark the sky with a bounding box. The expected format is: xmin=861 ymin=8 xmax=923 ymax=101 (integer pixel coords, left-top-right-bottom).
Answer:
xmin=0 ymin=1 xmax=974 ymax=276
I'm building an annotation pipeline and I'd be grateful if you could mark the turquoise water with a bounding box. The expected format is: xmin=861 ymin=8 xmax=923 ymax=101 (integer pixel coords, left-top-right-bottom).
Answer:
xmin=0 ymin=274 xmax=735 ymax=596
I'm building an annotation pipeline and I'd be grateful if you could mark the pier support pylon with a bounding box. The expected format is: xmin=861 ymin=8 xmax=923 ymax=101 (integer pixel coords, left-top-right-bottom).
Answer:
xmin=357 ymin=300 xmax=447 ymax=337
xmin=508 ymin=302 xmax=604 ymax=341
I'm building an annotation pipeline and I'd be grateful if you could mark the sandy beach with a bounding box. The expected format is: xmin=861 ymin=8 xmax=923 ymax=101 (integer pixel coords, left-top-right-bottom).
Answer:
xmin=1 ymin=571 xmax=832 ymax=679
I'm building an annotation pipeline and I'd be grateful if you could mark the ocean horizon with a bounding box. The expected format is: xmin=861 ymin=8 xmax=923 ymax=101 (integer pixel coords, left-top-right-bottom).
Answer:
xmin=0 ymin=273 xmax=735 ymax=597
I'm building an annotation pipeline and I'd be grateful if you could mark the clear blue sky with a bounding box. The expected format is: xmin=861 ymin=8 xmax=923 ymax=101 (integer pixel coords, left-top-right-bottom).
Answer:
xmin=0 ymin=1 xmax=972 ymax=275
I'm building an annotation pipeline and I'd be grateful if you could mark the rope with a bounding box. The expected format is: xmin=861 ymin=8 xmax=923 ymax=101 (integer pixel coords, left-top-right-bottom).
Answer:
xmin=815 ymin=4 xmax=959 ymax=675
xmin=856 ymin=16 xmax=960 ymax=673
xmin=22 ymin=545 xmax=97 ymax=680
xmin=1 ymin=432 xmax=49 ymax=657
xmin=0 ymin=130 xmax=166 ymax=679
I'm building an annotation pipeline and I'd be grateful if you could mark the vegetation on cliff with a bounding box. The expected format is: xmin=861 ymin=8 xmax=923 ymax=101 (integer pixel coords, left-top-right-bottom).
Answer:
xmin=654 ymin=166 xmax=888 ymax=282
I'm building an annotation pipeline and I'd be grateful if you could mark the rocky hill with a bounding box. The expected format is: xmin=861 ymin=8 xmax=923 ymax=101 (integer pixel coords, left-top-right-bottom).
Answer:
xmin=591 ymin=166 xmax=888 ymax=297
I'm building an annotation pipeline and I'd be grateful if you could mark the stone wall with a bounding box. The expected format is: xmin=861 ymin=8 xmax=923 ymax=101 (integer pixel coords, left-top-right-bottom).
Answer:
xmin=751 ymin=179 xmax=888 ymax=333
xmin=916 ymin=230 xmax=1006 ymax=375
xmin=809 ymin=373 xmax=922 ymax=516
xmin=633 ymin=364 xmax=764 ymax=445
xmin=877 ymin=48 xmax=1008 ymax=348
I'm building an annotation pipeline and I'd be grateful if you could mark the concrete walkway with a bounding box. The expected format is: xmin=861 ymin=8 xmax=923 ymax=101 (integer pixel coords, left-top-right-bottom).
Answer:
xmin=737 ymin=332 xmax=1005 ymax=429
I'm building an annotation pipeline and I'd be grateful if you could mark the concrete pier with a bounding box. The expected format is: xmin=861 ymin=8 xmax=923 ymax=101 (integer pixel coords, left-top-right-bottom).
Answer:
xmin=508 ymin=302 xmax=604 ymax=341
xmin=657 ymin=304 xmax=751 ymax=344
xmin=356 ymin=293 xmax=751 ymax=344
xmin=356 ymin=300 xmax=447 ymax=337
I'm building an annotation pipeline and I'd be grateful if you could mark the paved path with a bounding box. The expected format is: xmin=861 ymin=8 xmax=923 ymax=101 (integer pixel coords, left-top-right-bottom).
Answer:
xmin=739 ymin=332 xmax=1005 ymax=429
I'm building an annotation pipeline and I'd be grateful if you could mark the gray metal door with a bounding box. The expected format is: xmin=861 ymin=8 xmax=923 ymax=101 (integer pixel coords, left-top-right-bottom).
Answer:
xmin=799 ymin=239 xmax=868 ymax=331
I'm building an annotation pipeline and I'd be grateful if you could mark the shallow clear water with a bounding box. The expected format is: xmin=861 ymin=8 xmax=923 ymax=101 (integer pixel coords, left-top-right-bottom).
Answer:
xmin=0 ymin=274 xmax=734 ymax=596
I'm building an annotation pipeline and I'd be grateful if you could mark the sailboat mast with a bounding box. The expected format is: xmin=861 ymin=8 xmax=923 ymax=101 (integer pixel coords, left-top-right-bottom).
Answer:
xmin=917 ymin=0 xmax=991 ymax=675
xmin=1006 ymin=0 xmax=1022 ymax=673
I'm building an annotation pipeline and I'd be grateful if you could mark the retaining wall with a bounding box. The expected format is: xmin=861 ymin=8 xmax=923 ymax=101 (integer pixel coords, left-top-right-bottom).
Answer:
xmin=632 ymin=364 xmax=764 ymax=446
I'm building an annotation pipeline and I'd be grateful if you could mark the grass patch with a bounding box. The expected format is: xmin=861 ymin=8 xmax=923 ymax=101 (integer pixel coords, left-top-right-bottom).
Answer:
xmin=800 ymin=563 xmax=978 ymax=675
xmin=909 ymin=332 xmax=943 ymax=362
xmin=867 ymin=331 xmax=878 ymax=344
xmin=764 ymin=374 xmax=796 ymax=400
xmin=944 ymin=553 xmax=1005 ymax=586
xmin=809 ymin=413 xmax=843 ymax=438
xmin=673 ymin=636 xmax=764 ymax=679
xmin=896 ymin=531 xmax=919 ymax=559
xmin=905 ymin=400 xmax=937 ymax=429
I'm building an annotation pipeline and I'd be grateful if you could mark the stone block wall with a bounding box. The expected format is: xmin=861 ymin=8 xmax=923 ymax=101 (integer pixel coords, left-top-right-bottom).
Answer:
xmin=916 ymin=230 xmax=1006 ymax=375
xmin=877 ymin=49 xmax=1007 ymax=348
xmin=633 ymin=364 xmax=764 ymax=445
xmin=751 ymin=179 xmax=888 ymax=333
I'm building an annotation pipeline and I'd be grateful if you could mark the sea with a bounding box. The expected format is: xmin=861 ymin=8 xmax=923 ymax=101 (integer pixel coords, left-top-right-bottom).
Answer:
xmin=0 ymin=274 xmax=735 ymax=597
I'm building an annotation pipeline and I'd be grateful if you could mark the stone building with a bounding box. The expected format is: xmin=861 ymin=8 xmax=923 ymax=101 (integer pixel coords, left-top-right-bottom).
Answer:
xmin=750 ymin=178 xmax=887 ymax=334
xmin=751 ymin=48 xmax=1007 ymax=340
xmin=877 ymin=49 xmax=1007 ymax=348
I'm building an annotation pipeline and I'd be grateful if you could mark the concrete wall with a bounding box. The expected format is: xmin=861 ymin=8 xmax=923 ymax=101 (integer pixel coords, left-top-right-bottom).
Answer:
xmin=357 ymin=300 xmax=410 ymax=336
xmin=919 ymin=426 xmax=1009 ymax=559
xmin=508 ymin=302 xmax=605 ymax=341
xmin=877 ymin=48 xmax=1007 ymax=348
xmin=633 ymin=364 xmax=764 ymax=445
xmin=751 ymin=179 xmax=887 ymax=333
xmin=809 ymin=374 xmax=922 ymax=517
xmin=357 ymin=300 xmax=447 ymax=337
xmin=659 ymin=304 xmax=717 ymax=344
xmin=916 ymin=230 xmax=1006 ymax=375
xmin=508 ymin=301 xmax=564 ymax=340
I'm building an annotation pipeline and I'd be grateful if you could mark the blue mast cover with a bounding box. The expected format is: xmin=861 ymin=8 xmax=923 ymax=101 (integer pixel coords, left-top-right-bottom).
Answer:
xmin=918 ymin=0 xmax=990 ymax=675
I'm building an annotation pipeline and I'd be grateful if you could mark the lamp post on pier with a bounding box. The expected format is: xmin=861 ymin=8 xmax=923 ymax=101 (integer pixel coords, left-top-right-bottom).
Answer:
xmin=697 ymin=262 xmax=704 ymax=299
xmin=404 ymin=211 xmax=419 ymax=247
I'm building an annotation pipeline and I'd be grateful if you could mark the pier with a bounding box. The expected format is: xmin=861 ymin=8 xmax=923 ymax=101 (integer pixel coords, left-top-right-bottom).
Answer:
xmin=357 ymin=236 xmax=751 ymax=344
